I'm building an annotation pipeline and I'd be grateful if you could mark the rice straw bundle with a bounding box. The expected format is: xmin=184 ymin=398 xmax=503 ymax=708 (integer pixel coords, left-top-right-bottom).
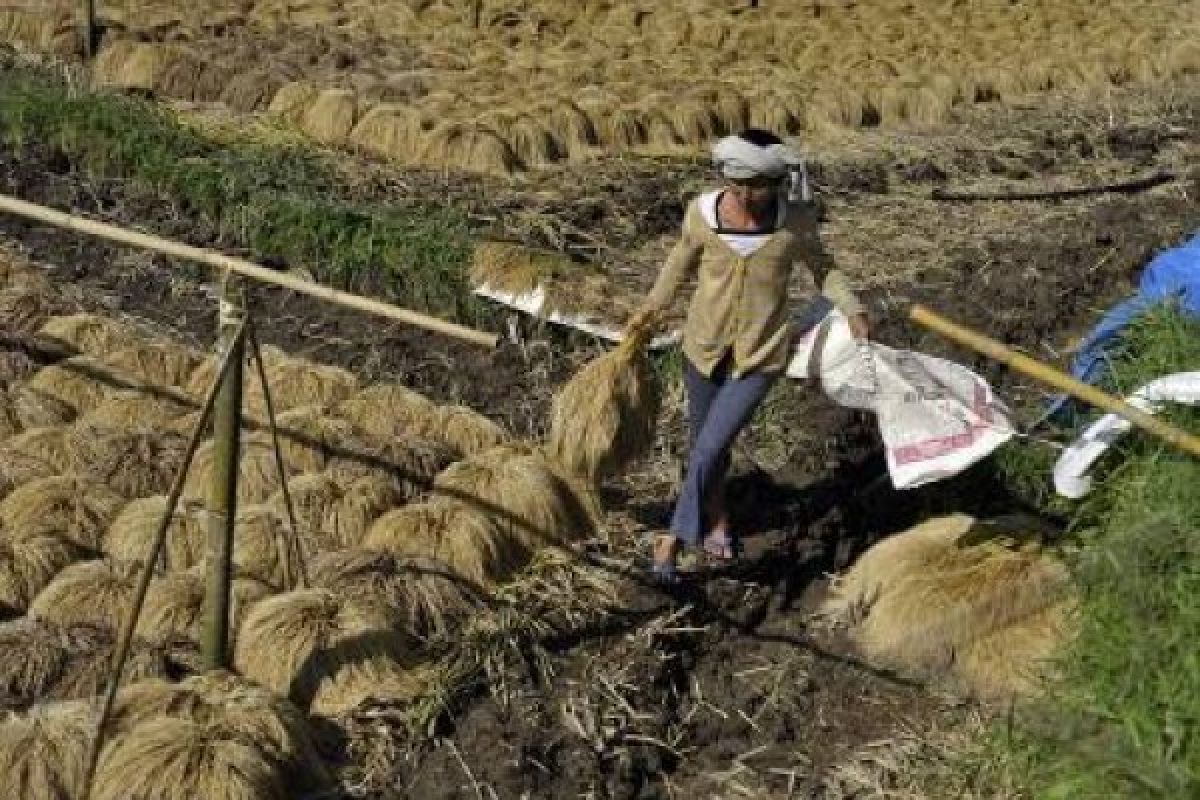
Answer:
xmin=310 ymin=549 xmax=481 ymax=639
xmin=244 ymin=357 xmax=359 ymax=418
xmin=233 ymin=587 xmax=415 ymax=713
xmin=46 ymin=624 xmax=171 ymax=701
xmin=137 ymin=567 xmax=271 ymax=645
xmin=67 ymin=426 xmax=189 ymax=498
xmin=0 ymin=388 xmax=19 ymax=440
xmin=0 ymin=700 xmax=90 ymax=800
xmin=0 ymin=618 xmax=69 ymax=704
xmin=277 ymin=471 xmax=403 ymax=552
xmin=0 ymin=534 xmax=81 ymax=616
xmin=99 ymin=343 xmax=203 ymax=390
xmin=0 ymin=347 xmax=38 ymax=388
xmin=111 ymin=671 xmax=330 ymax=793
xmin=0 ymin=475 xmax=126 ymax=550
xmin=184 ymin=432 xmax=292 ymax=508
xmin=10 ymin=386 xmax=77 ymax=429
xmin=0 ymin=286 xmax=52 ymax=335
xmin=349 ymin=103 xmax=427 ymax=161
xmin=220 ymin=69 xmax=281 ymax=112
xmin=104 ymin=495 xmax=208 ymax=571
xmin=337 ymin=383 xmax=437 ymax=441
xmin=272 ymin=405 xmax=358 ymax=474
xmin=956 ymin=599 xmax=1075 ymax=699
xmin=29 ymin=558 xmax=137 ymax=630
xmin=300 ymin=88 xmax=359 ymax=144
xmin=421 ymin=121 xmax=521 ymax=176
xmin=0 ymin=427 xmax=73 ymax=487
xmin=267 ymin=81 xmax=320 ymax=121
xmin=429 ymin=404 xmax=510 ymax=458
xmin=309 ymin=653 xmax=430 ymax=716
xmin=26 ymin=357 xmax=117 ymax=415
xmin=37 ymin=314 xmax=140 ymax=358
xmin=817 ymin=514 xmax=1073 ymax=697
xmin=91 ymin=716 xmax=288 ymax=800
xmin=364 ymin=498 xmax=529 ymax=587
xmin=76 ymin=389 xmax=191 ymax=433
xmin=546 ymin=319 xmax=661 ymax=484
xmin=433 ymin=446 xmax=596 ymax=550
xmin=231 ymin=505 xmax=293 ymax=589
xmin=326 ymin=436 xmax=455 ymax=500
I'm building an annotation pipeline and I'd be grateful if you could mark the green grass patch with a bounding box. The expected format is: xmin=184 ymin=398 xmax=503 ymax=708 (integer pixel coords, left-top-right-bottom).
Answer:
xmin=995 ymin=311 xmax=1200 ymax=799
xmin=0 ymin=60 xmax=476 ymax=320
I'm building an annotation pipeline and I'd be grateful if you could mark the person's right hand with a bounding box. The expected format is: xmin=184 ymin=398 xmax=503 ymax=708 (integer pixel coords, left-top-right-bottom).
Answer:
xmin=625 ymin=305 xmax=663 ymax=335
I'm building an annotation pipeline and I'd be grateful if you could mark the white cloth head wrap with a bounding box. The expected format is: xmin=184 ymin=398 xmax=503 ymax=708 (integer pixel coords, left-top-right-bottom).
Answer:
xmin=712 ymin=135 xmax=802 ymax=180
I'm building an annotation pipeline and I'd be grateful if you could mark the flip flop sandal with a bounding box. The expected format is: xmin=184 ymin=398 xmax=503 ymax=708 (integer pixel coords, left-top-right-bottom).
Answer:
xmin=702 ymin=533 xmax=738 ymax=562
xmin=650 ymin=559 xmax=681 ymax=585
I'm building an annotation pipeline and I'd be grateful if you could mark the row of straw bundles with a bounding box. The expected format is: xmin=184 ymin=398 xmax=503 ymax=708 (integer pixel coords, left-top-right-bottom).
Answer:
xmin=0 ymin=670 xmax=330 ymax=800
xmin=817 ymin=514 xmax=1076 ymax=699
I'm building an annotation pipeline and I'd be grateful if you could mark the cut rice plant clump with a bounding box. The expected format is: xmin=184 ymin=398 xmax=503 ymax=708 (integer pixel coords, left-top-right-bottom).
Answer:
xmin=75 ymin=390 xmax=192 ymax=433
xmin=99 ymin=343 xmax=202 ymax=389
xmin=433 ymin=445 xmax=597 ymax=551
xmin=816 ymin=514 xmax=1073 ymax=699
xmin=231 ymin=505 xmax=296 ymax=590
xmin=0 ymin=617 xmax=69 ymax=706
xmin=91 ymin=716 xmax=289 ymax=800
xmin=429 ymin=404 xmax=510 ymax=459
xmin=46 ymin=624 xmax=172 ymax=702
xmin=184 ymin=432 xmax=293 ymax=508
xmin=364 ymin=499 xmax=531 ymax=588
xmin=336 ymin=383 xmax=437 ymax=441
xmin=0 ymin=700 xmax=90 ymax=800
xmin=327 ymin=436 xmax=456 ymax=500
xmin=110 ymin=670 xmax=330 ymax=794
xmin=546 ymin=322 xmax=661 ymax=484
xmin=271 ymin=405 xmax=358 ymax=474
xmin=68 ymin=425 xmax=189 ymax=498
xmin=269 ymin=471 xmax=402 ymax=552
xmin=0 ymin=534 xmax=82 ymax=617
xmin=29 ymin=558 xmax=136 ymax=630
xmin=137 ymin=566 xmax=272 ymax=646
xmin=233 ymin=587 xmax=418 ymax=715
xmin=0 ymin=474 xmax=126 ymax=550
xmin=10 ymin=386 xmax=77 ymax=429
xmin=26 ymin=356 xmax=123 ymax=415
xmin=0 ymin=286 xmax=54 ymax=335
xmin=0 ymin=427 xmax=73 ymax=488
xmin=310 ymin=549 xmax=481 ymax=640
xmin=243 ymin=356 xmax=359 ymax=418
xmin=37 ymin=314 xmax=142 ymax=359
xmin=0 ymin=346 xmax=38 ymax=388
xmin=104 ymin=495 xmax=207 ymax=571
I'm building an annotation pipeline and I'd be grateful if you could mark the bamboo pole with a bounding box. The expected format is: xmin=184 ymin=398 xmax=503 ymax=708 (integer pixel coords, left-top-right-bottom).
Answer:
xmin=909 ymin=304 xmax=1200 ymax=458
xmin=202 ymin=276 xmax=245 ymax=669
xmin=79 ymin=318 xmax=244 ymax=800
xmin=0 ymin=193 xmax=499 ymax=349
xmin=81 ymin=0 xmax=96 ymax=58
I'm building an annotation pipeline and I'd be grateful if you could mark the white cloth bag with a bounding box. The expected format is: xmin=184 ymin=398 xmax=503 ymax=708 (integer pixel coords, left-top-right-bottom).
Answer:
xmin=787 ymin=309 xmax=1014 ymax=489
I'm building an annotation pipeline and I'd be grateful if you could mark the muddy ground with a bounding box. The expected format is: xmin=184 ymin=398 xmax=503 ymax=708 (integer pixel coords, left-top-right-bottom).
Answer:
xmin=1 ymin=78 xmax=1197 ymax=797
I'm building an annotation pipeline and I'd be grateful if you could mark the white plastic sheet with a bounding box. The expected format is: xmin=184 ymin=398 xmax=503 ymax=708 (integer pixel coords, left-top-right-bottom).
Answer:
xmin=788 ymin=309 xmax=1015 ymax=489
xmin=1053 ymin=371 xmax=1200 ymax=498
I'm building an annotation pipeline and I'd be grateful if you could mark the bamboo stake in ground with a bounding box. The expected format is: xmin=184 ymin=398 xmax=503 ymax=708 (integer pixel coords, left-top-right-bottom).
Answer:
xmin=0 ymin=193 xmax=498 ymax=348
xmin=80 ymin=0 xmax=96 ymax=58
xmin=909 ymin=304 xmax=1200 ymax=458
xmin=202 ymin=276 xmax=246 ymax=669
xmin=79 ymin=319 xmax=246 ymax=800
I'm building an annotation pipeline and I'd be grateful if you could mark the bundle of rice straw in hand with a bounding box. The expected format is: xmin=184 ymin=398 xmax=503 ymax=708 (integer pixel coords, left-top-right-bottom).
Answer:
xmin=546 ymin=310 xmax=662 ymax=484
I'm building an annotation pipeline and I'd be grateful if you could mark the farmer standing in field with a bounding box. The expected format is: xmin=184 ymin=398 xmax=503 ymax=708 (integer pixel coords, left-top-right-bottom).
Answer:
xmin=631 ymin=128 xmax=869 ymax=581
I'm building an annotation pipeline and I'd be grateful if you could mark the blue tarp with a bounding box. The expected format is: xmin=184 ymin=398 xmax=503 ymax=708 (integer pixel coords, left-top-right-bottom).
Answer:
xmin=1047 ymin=228 xmax=1200 ymax=418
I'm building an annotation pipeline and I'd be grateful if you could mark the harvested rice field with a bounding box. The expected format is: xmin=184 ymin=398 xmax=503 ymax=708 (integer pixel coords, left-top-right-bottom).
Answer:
xmin=1 ymin=3 xmax=1199 ymax=798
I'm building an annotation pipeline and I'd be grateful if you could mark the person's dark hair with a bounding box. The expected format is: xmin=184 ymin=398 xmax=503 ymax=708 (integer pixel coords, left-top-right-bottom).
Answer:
xmin=737 ymin=128 xmax=783 ymax=147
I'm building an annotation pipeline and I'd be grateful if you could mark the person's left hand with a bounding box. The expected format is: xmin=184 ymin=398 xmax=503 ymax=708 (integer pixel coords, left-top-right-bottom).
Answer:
xmin=849 ymin=311 xmax=870 ymax=340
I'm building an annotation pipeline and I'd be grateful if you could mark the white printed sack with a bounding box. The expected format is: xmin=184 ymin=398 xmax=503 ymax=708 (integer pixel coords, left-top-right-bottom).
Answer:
xmin=787 ymin=308 xmax=1014 ymax=489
